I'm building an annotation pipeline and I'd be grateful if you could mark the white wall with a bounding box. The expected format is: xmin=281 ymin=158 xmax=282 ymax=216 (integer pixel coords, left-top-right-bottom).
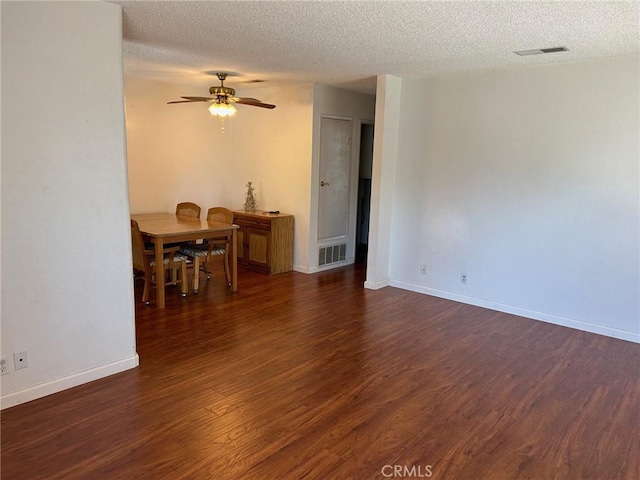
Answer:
xmin=388 ymin=56 xmax=639 ymax=342
xmin=1 ymin=1 xmax=138 ymax=408
xmin=125 ymin=77 xmax=226 ymax=214
xmin=125 ymin=79 xmax=315 ymax=269
xmin=309 ymin=84 xmax=376 ymax=272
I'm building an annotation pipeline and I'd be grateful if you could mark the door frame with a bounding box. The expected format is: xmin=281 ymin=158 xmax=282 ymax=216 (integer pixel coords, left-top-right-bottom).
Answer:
xmin=309 ymin=113 xmax=366 ymax=273
xmin=355 ymin=120 xmax=375 ymax=262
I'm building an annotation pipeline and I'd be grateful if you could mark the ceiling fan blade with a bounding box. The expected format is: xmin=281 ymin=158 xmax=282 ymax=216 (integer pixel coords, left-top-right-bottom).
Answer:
xmin=234 ymin=98 xmax=276 ymax=109
xmin=167 ymin=96 xmax=215 ymax=104
xmin=231 ymin=97 xmax=261 ymax=103
xmin=180 ymin=96 xmax=215 ymax=102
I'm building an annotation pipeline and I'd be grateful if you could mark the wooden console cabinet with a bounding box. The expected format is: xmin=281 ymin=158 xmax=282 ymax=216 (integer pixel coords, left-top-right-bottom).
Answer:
xmin=232 ymin=211 xmax=294 ymax=275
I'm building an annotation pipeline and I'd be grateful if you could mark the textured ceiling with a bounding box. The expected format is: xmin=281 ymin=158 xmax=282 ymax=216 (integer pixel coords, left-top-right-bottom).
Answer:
xmin=113 ymin=1 xmax=639 ymax=95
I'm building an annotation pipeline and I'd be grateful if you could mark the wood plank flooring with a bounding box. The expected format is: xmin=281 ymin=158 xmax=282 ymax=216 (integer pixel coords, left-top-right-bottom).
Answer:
xmin=2 ymin=264 xmax=639 ymax=479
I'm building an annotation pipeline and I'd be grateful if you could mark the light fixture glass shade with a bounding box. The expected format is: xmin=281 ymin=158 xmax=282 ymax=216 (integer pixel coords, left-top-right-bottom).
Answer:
xmin=208 ymin=102 xmax=237 ymax=117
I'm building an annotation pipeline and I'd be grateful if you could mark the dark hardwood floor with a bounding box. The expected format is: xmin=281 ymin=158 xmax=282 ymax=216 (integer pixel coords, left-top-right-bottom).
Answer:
xmin=2 ymin=263 xmax=639 ymax=479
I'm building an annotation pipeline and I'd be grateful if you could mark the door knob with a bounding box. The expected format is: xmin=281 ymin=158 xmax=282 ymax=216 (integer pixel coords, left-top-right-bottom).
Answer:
xmin=320 ymin=181 xmax=330 ymax=187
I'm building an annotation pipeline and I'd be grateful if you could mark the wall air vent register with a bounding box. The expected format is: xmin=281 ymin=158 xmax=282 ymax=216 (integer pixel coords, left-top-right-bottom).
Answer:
xmin=319 ymin=244 xmax=346 ymax=266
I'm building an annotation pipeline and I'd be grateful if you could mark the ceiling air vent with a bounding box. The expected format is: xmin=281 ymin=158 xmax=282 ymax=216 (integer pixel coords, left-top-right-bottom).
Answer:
xmin=514 ymin=46 xmax=569 ymax=56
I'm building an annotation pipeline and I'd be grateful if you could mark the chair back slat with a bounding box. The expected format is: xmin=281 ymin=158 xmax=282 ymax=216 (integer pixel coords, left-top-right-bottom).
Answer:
xmin=207 ymin=207 xmax=233 ymax=223
xmin=176 ymin=202 xmax=201 ymax=218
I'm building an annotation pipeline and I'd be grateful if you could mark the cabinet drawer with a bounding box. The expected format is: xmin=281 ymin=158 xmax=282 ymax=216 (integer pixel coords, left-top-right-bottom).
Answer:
xmin=233 ymin=214 xmax=272 ymax=230
xmin=234 ymin=219 xmax=271 ymax=230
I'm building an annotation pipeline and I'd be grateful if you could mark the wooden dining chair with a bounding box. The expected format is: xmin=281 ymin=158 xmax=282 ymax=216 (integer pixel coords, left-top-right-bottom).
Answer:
xmin=179 ymin=207 xmax=233 ymax=293
xmin=205 ymin=207 xmax=233 ymax=283
xmin=169 ymin=202 xmax=202 ymax=251
xmin=131 ymin=219 xmax=189 ymax=305
xmin=175 ymin=202 xmax=201 ymax=218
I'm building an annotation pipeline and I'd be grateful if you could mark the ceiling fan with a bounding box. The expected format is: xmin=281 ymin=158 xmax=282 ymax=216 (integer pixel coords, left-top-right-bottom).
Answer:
xmin=167 ymin=72 xmax=276 ymax=117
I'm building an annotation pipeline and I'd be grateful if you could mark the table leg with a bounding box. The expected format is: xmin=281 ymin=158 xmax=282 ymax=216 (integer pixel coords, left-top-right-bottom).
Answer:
xmin=231 ymin=228 xmax=237 ymax=292
xmin=155 ymin=237 xmax=166 ymax=308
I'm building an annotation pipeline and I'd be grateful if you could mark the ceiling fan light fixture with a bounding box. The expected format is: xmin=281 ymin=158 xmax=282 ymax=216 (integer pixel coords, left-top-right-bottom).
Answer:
xmin=208 ymin=102 xmax=236 ymax=117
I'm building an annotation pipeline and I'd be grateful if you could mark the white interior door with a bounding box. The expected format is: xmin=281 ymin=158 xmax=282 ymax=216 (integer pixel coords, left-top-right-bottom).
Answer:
xmin=318 ymin=117 xmax=352 ymax=241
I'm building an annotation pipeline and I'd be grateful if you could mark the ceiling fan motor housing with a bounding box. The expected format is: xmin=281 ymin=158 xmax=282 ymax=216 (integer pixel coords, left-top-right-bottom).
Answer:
xmin=209 ymin=86 xmax=235 ymax=97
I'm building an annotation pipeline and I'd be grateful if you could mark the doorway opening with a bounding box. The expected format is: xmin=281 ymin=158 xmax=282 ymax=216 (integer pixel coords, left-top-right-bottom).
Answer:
xmin=356 ymin=122 xmax=374 ymax=264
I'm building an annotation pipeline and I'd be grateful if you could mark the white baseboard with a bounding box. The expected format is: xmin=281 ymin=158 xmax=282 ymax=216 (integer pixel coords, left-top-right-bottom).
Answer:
xmin=365 ymin=278 xmax=390 ymax=290
xmin=390 ymin=280 xmax=640 ymax=344
xmin=293 ymin=265 xmax=311 ymax=274
xmin=1 ymin=354 xmax=139 ymax=410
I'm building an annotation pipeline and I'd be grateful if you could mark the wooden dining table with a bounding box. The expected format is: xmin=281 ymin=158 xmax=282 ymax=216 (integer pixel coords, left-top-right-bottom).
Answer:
xmin=131 ymin=212 xmax=238 ymax=307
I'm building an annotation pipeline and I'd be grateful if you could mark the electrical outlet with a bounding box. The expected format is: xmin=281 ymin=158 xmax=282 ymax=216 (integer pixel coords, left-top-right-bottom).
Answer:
xmin=461 ymin=273 xmax=468 ymax=284
xmin=1 ymin=356 xmax=10 ymax=375
xmin=14 ymin=351 xmax=28 ymax=370
xmin=420 ymin=264 xmax=427 ymax=275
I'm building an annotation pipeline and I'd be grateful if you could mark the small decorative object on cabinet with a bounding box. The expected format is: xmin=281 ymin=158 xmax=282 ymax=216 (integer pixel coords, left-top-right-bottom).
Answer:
xmin=233 ymin=210 xmax=294 ymax=274
xmin=243 ymin=181 xmax=257 ymax=213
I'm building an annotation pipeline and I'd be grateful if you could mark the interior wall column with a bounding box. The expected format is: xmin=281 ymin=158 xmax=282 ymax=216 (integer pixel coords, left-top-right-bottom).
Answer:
xmin=365 ymin=75 xmax=402 ymax=289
